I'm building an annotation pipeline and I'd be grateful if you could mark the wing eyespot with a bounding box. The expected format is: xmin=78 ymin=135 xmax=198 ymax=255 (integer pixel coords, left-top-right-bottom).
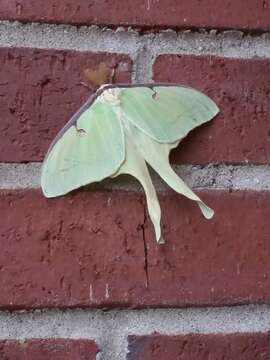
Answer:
xmin=74 ymin=124 xmax=87 ymax=135
xmin=151 ymin=89 xmax=159 ymax=101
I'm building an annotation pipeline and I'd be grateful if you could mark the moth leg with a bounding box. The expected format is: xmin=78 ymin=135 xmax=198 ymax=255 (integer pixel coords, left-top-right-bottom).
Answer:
xmin=110 ymin=67 xmax=116 ymax=84
xmin=78 ymin=81 xmax=94 ymax=92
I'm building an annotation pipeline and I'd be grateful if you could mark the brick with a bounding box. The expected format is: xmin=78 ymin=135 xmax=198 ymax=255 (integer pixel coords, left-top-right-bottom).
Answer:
xmin=0 ymin=1 xmax=270 ymax=31
xmin=144 ymin=190 xmax=270 ymax=306
xmin=0 ymin=48 xmax=132 ymax=162
xmin=0 ymin=190 xmax=146 ymax=309
xmin=127 ymin=333 xmax=270 ymax=360
xmin=0 ymin=339 xmax=98 ymax=359
xmin=154 ymin=55 xmax=270 ymax=165
xmin=0 ymin=189 xmax=270 ymax=309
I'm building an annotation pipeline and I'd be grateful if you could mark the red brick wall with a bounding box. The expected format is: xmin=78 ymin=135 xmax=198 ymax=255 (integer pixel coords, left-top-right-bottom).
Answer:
xmin=127 ymin=333 xmax=270 ymax=359
xmin=0 ymin=2 xmax=270 ymax=359
xmin=1 ymin=0 xmax=270 ymax=31
xmin=0 ymin=340 xmax=98 ymax=359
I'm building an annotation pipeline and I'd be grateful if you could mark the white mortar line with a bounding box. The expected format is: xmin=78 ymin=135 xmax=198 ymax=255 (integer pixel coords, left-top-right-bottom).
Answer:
xmin=139 ymin=30 xmax=270 ymax=81
xmin=0 ymin=163 xmax=269 ymax=191
xmin=1 ymin=21 xmax=270 ymax=82
xmin=0 ymin=305 xmax=270 ymax=360
xmin=0 ymin=21 xmax=140 ymax=55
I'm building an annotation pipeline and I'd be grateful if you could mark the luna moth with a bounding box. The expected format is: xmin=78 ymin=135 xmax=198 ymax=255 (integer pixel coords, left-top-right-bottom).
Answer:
xmin=41 ymin=84 xmax=219 ymax=244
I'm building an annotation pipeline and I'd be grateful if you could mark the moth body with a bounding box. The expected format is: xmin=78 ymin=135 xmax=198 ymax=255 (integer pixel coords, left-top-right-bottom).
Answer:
xmin=98 ymin=87 xmax=121 ymax=107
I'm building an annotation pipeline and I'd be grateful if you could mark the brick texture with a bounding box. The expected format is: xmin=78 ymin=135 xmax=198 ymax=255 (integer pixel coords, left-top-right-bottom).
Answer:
xmin=0 ymin=48 xmax=132 ymax=162
xmin=0 ymin=189 xmax=270 ymax=309
xmin=0 ymin=339 xmax=98 ymax=359
xmin=0 ymin=190 xmax=146 ymax=309
xmin=144 ymin=190 xmax=270 ymax=306
xmin=127 ymin=333 xmax=270 ymax=360
xmin=1 ymin=49 xmax=270 ymax=165
xmin=0 ymin=1 xmax=270 ymax=31
xmin=154 ymin=55 xmax=270 ymax=165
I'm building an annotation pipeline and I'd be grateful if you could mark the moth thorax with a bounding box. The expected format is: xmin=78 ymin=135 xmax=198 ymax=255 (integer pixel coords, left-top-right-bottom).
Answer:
xmin=99 ymin=88 xmax=121 ymax=106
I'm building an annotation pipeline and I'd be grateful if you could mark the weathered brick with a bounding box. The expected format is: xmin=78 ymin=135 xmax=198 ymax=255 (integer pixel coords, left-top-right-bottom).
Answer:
xmin=127 ymin=333 xmax=270 ymax=360
xmin=144 ymin=190 xmax=270 ymax=306
xmin=2 ymin=49 xmax=270 ymax=165
xmin=0 ymin=0 xmax=269 ymax=31
xmin=0 ymin=189 xmax=270 ymax=309
xmin=0 ymin=48 xmax=132 ymax=162
xmin=0 ymin=339 xmax=98 ymax=359
xmin=0 ymin=190 xmax=146 ymax=309
xmin=154 ymin=55 xmax=270 ymax=165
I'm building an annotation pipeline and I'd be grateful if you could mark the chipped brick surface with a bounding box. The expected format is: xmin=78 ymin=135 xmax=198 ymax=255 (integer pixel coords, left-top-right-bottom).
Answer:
xmin=2 ymin=49 xmax=269 ymax=165
xmin=0 ymin=48 xmax=132 ymax=162
xmin=0 ymin=190 xmax=146 ymax=309
xmin=0 ymin=190 xmax=270 ymax=309
xmin=144 ymin=190 xmax=270 ymax=306
xmin=127 ymin=333 xmax=270 ymax=360
xmin=0 ymin=339 xmax=98 ymax=359
xmin=1 ymin=0 xmax=270 ymax=31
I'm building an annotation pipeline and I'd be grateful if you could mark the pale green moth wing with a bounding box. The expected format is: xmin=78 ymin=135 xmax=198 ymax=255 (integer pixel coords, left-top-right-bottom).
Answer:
xmin=119 ymin=86 xmax=219 ymax=143
xmin=112 ymin=123 xmax=163 ymax=244
xmin=41 ymin=84 xmax=219 ymax=245
xmin=41 ymin=99 xmax=125 ymax=198
xmin=127 ymin=122 xmax=214 ymax=222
